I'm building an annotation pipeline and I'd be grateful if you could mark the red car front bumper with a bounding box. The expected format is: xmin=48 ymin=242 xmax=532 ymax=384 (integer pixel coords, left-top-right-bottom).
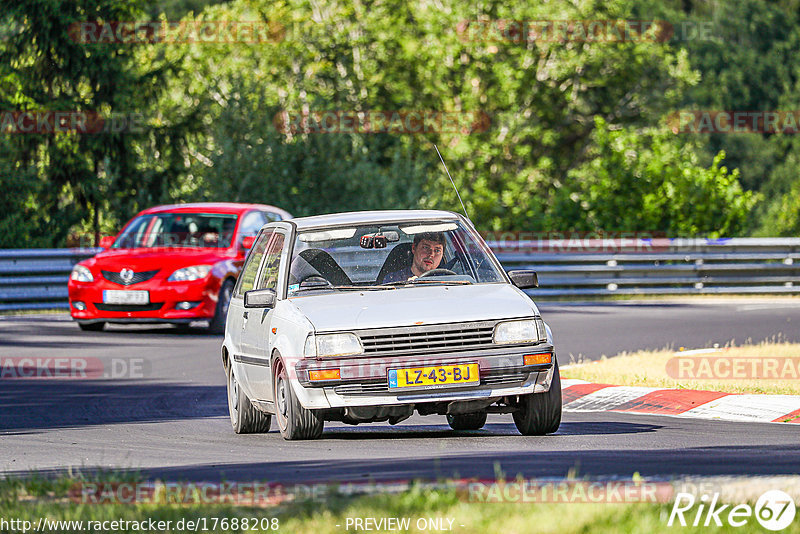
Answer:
xmin=68 ymin=277 xmax=221 ymax=324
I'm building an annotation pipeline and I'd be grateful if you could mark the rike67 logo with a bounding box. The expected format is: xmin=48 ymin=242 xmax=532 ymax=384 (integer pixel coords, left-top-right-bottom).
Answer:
xmin=668 ymin=490 xmax=796 ymax=531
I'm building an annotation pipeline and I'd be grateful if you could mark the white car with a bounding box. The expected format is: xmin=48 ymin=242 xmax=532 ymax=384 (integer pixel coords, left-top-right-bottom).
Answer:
xmin=222 ymin=210 xmax=561 ymax=440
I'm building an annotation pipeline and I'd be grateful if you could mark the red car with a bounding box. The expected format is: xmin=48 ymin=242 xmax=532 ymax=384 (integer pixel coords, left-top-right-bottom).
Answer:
xmin=68 ymin=202 xmax=292 ymax=332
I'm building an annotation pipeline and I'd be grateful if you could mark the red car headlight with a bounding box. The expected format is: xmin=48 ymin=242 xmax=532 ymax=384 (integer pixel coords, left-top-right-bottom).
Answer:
xmin=167 ymin=265 xmax=212 ymax=282
xmin=70 ymin=265 xmax=94 ymax=282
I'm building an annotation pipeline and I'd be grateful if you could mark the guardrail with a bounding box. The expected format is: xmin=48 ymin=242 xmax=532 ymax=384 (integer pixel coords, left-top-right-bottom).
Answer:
xmin=1 ymin=238 xmax=799 ymax=311
xmin=489 ymin=237 xmax=800 ymax=297
xmin=0 ymin=248 xmax=100 ymax=311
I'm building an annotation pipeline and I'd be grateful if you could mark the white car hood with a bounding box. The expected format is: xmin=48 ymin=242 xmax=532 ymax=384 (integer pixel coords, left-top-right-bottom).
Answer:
xmin=289 ymin=283 xmax=539 ymax=332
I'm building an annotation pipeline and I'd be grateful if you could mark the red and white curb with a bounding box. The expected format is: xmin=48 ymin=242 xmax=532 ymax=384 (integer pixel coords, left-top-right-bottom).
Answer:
xmin=562 ymin=379 xmax=800 ymax=424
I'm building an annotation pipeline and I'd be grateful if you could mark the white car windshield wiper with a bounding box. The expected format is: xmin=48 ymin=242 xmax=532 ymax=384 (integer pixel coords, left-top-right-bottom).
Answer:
xmin=294 ymin=284 xmax=395 ymax=293
xmin=333 ymin=285 xmax=396 ymax=291
xmin=378 ymin=279 xmax=472 ymax=287
xmin=410 ymin=279 xmax=472 ymax=285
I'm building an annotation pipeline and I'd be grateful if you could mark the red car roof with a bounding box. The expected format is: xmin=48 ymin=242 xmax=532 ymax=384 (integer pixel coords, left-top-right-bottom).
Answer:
xmin=139 ymin=202 xmax=290 ymax=216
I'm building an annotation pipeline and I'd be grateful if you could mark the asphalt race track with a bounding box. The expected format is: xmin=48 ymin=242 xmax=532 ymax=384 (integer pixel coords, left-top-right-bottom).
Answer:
xmin=2 ymin=299 xmax=800 ymax=483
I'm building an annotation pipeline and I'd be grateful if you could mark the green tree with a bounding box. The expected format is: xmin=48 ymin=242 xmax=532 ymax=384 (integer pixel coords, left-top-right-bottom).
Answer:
xmin=164 ymin=0 xmax=438 ymax=214
xmin=195 ymin=79 xmax=429 ymax=215
xmin=168 ymin=0 xmax=738 ymax=234
xmin=414 ymin=0 xmax=704 ymax=231
xmin=564 ymin=118 xmax=755 ymax=236
xmin=655 ymin=0 xmax=800 ymax=234
xmin=0 ymin=0 xmax=195 ymax=245
xmin=0 ymin=0 xmax=766 ymax=243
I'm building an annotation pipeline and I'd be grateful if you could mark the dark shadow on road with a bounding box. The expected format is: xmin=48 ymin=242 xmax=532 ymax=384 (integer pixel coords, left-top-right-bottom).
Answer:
xmin=320 ymin=421 xmax=659 ymax=440
xmin=11 ymin=444 xmax=799 ymax=483
xmin=0 ymin=380 xmax=226 ymax=432
xmin=131 ymin=443 xmax=800 ymax=482
xmin=0 ymin=321 xmax=219 ymax=349
xmin=99 ymin=324 xmax=222 ymax=337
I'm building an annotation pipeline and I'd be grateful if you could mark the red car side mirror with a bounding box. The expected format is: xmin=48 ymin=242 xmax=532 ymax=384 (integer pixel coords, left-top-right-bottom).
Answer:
xmin=241 ymin=236 xmax=256 ymax=250
xmin=99 ymin=236 xmax=115 ymax=249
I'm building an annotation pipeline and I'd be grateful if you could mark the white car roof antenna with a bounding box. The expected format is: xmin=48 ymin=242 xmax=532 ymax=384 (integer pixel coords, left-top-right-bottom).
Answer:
xmin=433 ymin=143 xmax=471 ymax=222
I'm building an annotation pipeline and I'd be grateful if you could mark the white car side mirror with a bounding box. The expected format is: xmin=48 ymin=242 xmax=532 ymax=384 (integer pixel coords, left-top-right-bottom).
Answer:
xmin=244 ymin=288 xmax=276 ymax=308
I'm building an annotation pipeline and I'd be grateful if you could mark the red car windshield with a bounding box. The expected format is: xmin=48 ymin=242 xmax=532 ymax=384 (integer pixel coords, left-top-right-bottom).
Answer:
xmin=112 ymin=213 xmax=239 ymax=249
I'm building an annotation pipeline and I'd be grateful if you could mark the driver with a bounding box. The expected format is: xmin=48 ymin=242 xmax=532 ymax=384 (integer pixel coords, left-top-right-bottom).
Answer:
xmin=380 ymin=232 xmax=445 ymax=283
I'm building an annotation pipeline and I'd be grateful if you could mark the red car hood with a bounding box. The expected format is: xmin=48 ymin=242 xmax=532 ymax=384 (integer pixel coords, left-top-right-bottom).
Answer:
xmin=82 ymin=247 xmax=236 ymax=271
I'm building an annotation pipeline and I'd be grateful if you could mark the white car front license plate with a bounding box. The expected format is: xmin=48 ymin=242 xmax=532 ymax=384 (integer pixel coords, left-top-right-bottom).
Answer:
xmin=102 ymin=290 xmax=150 ymax=305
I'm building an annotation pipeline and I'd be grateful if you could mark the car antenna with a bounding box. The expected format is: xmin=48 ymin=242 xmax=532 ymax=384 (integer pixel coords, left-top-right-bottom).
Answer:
xmin=434 ymin=143 xmax=471 ymax=221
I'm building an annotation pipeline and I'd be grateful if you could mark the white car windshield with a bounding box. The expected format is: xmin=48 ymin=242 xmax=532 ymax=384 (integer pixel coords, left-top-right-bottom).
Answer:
xmin=288 ymin=219 xmax=505 ymax=294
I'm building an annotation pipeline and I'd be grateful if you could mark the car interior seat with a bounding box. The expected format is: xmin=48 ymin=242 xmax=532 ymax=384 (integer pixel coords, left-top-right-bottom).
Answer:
xmin=168 ymin=221 xmax=190 ymax=246
xmin=297 ymin=249 xmax=352 ymax=286
xmin=377 ymin=242 xmax=413 ymax=282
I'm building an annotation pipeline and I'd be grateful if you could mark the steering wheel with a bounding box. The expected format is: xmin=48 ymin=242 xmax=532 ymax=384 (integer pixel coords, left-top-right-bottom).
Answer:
xmin=418 ymin=268 xmax=457 ymax=278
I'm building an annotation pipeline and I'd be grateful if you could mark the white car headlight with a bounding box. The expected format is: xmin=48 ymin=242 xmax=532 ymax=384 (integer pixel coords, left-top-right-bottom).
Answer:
xmin=167 ymin=265 xmax=212 ymax=282
xmin=70 ymin=265 xmax=94 ymax=282
xmin=493 ymin=318 xmax=546 ymax=344
xmin=313 ymin=333 xmax=364 ymax=358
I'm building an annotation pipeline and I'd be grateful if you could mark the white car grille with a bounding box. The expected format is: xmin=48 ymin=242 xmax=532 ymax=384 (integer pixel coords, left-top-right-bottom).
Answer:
xmin=331 ymin=371 xmax=530 ymax=396
xmin=355 ymin=320 xmax=501 ymax=357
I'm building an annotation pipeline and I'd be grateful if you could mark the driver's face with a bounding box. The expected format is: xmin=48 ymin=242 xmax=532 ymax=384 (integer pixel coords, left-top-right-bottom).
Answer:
xmin=411 ymin=239 xmax=444 ymax=276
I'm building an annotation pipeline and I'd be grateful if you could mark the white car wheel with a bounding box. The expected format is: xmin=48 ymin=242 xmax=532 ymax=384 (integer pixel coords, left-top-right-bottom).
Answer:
xmin=512 ymin=359 xmax=562 ymax=435
xmin=273 ymin=356 xmax=323 ymax=440
xmin=227 ymin=365 xmax=271 ymax=434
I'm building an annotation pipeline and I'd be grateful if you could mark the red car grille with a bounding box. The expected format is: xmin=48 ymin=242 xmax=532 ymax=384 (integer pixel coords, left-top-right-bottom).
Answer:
xmin=101 ymin=269 xmax=159 ymax=286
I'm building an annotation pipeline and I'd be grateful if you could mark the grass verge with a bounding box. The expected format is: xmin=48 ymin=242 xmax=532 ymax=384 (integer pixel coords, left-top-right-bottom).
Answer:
xmin=0 ymin=309 xmax=67 ymax=317
xmin=3 ymin=475 xmax=798 ymax=534
xmin=562 ymin=341 xmax=800 ymax=395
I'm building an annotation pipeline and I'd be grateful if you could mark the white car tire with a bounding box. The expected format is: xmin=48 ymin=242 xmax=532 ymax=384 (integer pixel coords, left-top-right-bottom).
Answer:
xmin=512 ymin=359 xmax=562 ymax=436
xmin=273 ymin=356 xmax=324 ymax=440
xmin=227 ymin=365 xmax=271 ymax=434
xmin=447 ymin=412 xmax=487 ymax=431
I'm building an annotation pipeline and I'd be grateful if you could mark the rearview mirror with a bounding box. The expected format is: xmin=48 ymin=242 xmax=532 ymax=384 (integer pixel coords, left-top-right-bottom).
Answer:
xmin=359 ymin=232 xmax=399 ymax=249
xmin=508 ymin=270 xmax=538 ymax=289
xmin=241 ymin=236 xmax=256 ymax=250
xmin=244 ymin=288 xmax=277 ymax=308
xmin=360 ymin=234 xmax=387 ymax=249
xmin=99 ymin=236 xmax=115 ymax=249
